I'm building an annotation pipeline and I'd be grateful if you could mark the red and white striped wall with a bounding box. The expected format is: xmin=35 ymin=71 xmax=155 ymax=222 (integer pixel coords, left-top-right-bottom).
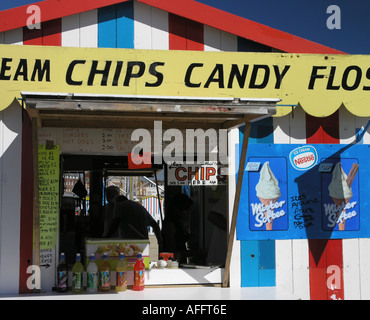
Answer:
xmin=0 ymin=0 xmax=368 ymax=299
xmin=273 ymin=107 xmax=370 ymax=300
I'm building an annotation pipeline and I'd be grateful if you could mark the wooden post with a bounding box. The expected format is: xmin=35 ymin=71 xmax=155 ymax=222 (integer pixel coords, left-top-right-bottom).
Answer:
xmin=32 ymin=117 xmax=41 ymax=292
xmin=222 ymin=122 xmax=251 ymax=287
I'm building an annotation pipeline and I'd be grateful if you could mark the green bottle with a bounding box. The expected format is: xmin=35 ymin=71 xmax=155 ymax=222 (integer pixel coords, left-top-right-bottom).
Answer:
xmin=72 ymin=253 xmax=84 ymax=293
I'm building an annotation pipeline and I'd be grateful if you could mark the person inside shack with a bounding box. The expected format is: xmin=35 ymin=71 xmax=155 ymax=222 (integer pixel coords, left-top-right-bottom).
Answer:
xmin=106 ymin=195 xmax=163 ymax=250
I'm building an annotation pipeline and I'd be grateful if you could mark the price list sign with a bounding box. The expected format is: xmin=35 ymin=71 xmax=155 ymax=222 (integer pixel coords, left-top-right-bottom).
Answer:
xmin=38 ymin=145 xmax=60 ymax=250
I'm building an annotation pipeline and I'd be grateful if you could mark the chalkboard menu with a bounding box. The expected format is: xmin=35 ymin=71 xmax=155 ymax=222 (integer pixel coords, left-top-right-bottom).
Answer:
xmin=38 ymin=145 xmax=60 ymax=250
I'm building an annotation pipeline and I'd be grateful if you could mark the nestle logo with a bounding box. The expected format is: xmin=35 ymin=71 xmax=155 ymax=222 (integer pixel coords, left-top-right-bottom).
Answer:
xmin=289 ymin=145 xmax=318 ymax=171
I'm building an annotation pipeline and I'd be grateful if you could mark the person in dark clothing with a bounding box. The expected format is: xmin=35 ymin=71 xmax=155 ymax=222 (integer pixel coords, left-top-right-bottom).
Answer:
xmin=161 ymin=193 xmax=193 ymax=263
xmin=103 ymin=186 xmax=120 ymax=237
xmin=107 ymin=196 xmax=162 ymax=248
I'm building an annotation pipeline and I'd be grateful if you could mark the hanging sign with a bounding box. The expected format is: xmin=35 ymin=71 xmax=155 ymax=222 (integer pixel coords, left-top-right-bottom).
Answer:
xmin=167 ymin=162 xmax=227 ymax=186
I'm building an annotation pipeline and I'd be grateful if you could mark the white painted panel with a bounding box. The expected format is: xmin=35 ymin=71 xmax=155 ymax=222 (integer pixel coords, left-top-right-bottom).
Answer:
xmin=359 ymin=239 xmax=370 ymax=299
xmin=204 ymin=25 xmax=221 ymax=52
xmin=275 ymin=240 xmax=293 ymax=293
xmin=4 ymin=28 xmax=23 ymax=45
xmin=80 ymin=10 xmax=98 ymax=48
xmin=292 ymin=239 xmax=310 ymax=300
xmin=339 ymin=107 xmax=356 ymax=144
xmin=62 ymin=14 xmax=80 ymax=47
xmin=273 ymin=115 xmax=293 ymax=294
xmin=204 ymin=26 xmax=237 ymax=52
xmin=343 ymin=239 xmax=360 ymax=300
xmin=274 ymin=111 xmax=309 ymax=299
xmin=355 ymin=116 xmax=370 ymax=300
xmin=134 ymin=1 xmax=152 ymax=49
xmin=220 ymin=30 xmax=237 ymax=52
xmin=0 ymin=101 xmax=22 ymax=294
xmin=228 ymin=128 xmax=241 ymax=288
xmin=289 ymin=107 xmax=307 ymax=144
xmin=151 ymin=7 xmax=168 ymax=50
xmin=273 ymin=115 xmax=290 ymax=144
xmin=0 ymin=112 xmax=3 ymax=278
xmin=338 ymin=108 xmax=361 ymax=300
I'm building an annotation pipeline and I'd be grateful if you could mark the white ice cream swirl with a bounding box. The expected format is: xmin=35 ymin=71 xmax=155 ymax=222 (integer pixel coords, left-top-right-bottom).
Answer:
xmin=328 ymin=162 xmax=353 ymax=199
xmin=255 ymin=162 xmax=281 ymax=199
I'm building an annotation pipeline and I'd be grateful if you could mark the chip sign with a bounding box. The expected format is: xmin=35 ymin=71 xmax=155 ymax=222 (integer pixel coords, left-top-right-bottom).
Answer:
xmin=167 ymin=162 xmax=227 ymax=186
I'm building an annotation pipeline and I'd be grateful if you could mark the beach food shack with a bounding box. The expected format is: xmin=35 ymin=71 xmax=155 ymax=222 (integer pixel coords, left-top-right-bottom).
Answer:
xmin=1 ymin=0 xmax=370 ymax=300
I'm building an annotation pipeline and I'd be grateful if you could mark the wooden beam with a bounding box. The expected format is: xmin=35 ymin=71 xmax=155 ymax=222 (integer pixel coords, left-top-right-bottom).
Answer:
xmin=38 ymin=110 xmax=244 ymax=122
xmin=40 ymin=119 xmax=224 ymax=130
xmin=222 ymin=122 xmax=251 ymax=287
xmin=31 ymin=117 xmax=41 ymax=292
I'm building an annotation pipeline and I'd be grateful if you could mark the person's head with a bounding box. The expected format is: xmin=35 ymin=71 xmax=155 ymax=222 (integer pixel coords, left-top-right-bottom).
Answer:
xmin=105 ymin=186 xmax=120 ymax=204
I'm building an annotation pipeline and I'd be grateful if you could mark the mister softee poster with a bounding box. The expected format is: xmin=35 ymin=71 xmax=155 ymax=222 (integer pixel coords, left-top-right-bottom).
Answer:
xmin=237 ymin=143 xmax=368 ymax=240
xmin=248 ymin=158 xmax=288 ymax=231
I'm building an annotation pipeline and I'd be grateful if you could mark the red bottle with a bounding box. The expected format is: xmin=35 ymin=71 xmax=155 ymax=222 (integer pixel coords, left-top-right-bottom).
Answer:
xmin=133 ymin=253 xmax=145 ymax=291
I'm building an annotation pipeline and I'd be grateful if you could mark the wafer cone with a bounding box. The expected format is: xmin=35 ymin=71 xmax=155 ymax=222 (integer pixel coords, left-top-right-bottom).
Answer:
xmin=331 ymin=197 xmax=351 ymax=231
xmin=258 ymin=197 xmax=279 ymax=231
xmin=346 ymin=163 xmax=359 ymax=188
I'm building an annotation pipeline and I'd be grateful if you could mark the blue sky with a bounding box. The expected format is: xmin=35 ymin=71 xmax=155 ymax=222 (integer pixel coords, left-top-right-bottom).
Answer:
xmin=0 ymin=0 xmax=44 ymax=11
xmin=196 ymin=0 xmax=370 ymax=54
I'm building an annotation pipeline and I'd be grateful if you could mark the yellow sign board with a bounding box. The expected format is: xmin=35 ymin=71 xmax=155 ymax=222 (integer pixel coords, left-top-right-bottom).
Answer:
xmin=1 ymin=44 xmax=370 ymax=117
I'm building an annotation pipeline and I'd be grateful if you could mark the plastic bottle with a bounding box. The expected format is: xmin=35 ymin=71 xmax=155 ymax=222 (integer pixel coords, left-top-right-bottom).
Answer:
xmin=56 ymin=252 xmax=68 ymax=293
xmin=116 ymin=252 xmax=128 ymax=292
xmin=133 ymin=253 xmax=145 ymax=291
xmin=72 ymin=253 xmax=84 ymax=293
xmin=99 ymin=253 xmax=111 ymax=292
xmin=87 ymin=254 xmax=99 ymax=293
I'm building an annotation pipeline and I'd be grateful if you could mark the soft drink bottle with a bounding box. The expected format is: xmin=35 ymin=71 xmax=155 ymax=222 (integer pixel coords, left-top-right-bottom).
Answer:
xmin=133 ymin=253 xmax=145 ymax=291
xmin=99 ymin=253 xmax=111 ymax=292
xmin=87 ymin=254 xmax=98 ymax=293
xmin=56 ymin=252 xmax=68 ymax=293
xmin=116 ymin=252 xmax=128 ymax=292
xmin=72 ymin=253 xmax=84 ymax=293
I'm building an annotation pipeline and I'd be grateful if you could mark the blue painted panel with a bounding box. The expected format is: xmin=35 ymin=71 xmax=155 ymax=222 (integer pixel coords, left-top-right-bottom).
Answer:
xmin=116 ymin=2 xmax=134 ymax=49
xmin=98 ymin=5 xmax=117 ymax=48
xmin=241 ymin=240 xmax=259 ymax=287
xmin=239 ymin=118 xmax=276 ymax=287
xmin=258 ymin=240 xmax=276 ymax=286
xmin=249 ymin=117 xmax=274 ymax=145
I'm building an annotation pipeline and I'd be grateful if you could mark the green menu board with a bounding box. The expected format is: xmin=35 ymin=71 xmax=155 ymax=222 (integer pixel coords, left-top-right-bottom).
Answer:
xmin=38 ymin=145 xmax=59 ymax=250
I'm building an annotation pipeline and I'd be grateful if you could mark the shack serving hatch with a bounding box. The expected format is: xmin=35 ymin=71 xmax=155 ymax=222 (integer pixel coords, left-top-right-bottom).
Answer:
xmin=21 ymin=92 xmax=280 ymax=288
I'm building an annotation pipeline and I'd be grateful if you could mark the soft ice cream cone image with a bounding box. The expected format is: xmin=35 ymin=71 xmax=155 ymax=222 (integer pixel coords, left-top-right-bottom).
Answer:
xmin=330 ymin=197 xmax=352 ymax=230
xmin=328 ymin=162 xmax=357 ymax=231
xmin=255 ymin=162 xmax=281 ymax=230
xmin=258 ymin=197 xmax=280 ymax=230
